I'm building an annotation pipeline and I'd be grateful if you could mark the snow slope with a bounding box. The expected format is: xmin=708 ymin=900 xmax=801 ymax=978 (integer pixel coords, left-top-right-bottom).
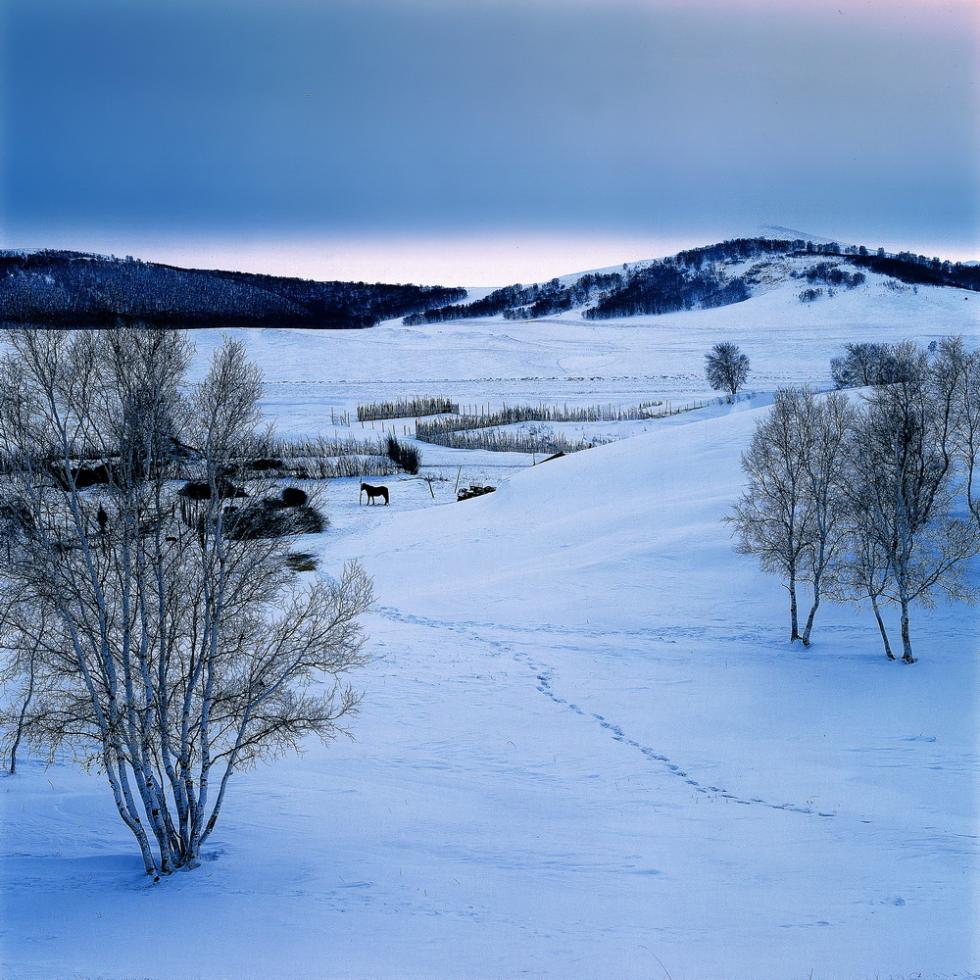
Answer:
xmin=2 ymin=397 xmax=976 ymax=979
xmin=187 ymin=275 xmax=977 ymax=439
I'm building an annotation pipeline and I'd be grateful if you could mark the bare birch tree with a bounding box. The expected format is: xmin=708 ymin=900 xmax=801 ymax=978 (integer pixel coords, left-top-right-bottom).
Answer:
xmin=847 ymin=361 xmax=977 ymax=662
xmin=729 ymin=387 xmax=811 ymax=642
xmin=797 ymin=389 xmax=854 ymax=645
xmin=0 ymin=328 xmax=372 ymax=876
xmin=836 ymin=488 xmax=898 ymax=659
xmin=0 ymin=593 xmax=45 ymax=774
xmin=933 ymin=336 xmax=980 ymax=530
xmin=732 ymin=341 xmax=977 ymax=662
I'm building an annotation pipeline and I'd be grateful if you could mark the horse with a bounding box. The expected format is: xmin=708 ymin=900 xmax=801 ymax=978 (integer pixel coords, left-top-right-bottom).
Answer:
xmin=360 ymin=482 xmax=389 ymax=506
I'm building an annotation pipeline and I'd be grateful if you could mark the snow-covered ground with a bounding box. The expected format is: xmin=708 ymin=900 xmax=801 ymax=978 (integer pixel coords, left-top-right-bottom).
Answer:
xmin=1 ymin=279 xmax=978 ymax=979
xmin=186 ymin=272 xmax=978 ymax=431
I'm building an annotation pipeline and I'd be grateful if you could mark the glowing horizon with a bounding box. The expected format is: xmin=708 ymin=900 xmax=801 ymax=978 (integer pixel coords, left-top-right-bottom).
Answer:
xmin=1 ymin=228 xmax=976 ymax=288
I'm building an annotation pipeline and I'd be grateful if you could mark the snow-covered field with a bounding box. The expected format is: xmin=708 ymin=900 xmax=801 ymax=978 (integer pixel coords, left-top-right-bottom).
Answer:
xmin=2 ymin=276 xmax=978 ymax=979
xmin=187 ymin=270 xmax=978 ymax=431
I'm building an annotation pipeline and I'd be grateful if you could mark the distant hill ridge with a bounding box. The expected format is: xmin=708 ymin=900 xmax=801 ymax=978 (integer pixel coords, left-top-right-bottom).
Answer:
xmin=0 ymin=249 xmax=465 ymax=328
xmin=2 ymin=238 xmax=977 ymax=329
xmin=403 ymin=237 xmax=980 ymax=325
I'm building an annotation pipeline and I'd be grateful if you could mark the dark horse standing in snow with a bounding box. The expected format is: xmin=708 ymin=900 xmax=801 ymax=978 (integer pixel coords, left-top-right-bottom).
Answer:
xmin=360 ymin=482 xmax=389 ymax=506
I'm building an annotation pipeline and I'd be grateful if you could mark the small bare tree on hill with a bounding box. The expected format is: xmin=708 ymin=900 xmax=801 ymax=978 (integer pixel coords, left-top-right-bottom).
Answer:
xmin=705 ymin=342 xmax=750 ymax=401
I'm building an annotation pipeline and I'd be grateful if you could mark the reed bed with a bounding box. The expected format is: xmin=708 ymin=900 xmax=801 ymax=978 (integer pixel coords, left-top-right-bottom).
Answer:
xmin=357 ymin=396 xmax=459 ymax=422
xmin=416 ymin=425 xmax=604 ymax=456
xmin=414 ymin=397 xmax=715 ymax=455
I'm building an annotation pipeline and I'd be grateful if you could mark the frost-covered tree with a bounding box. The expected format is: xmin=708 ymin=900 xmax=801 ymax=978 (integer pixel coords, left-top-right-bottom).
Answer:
xmin=835 ymin=486 xmax=898 ymax=660
xmin=831 ymin=343 xmax=884 ymax=388
xmin=730 ymin=386 xmax=854 ymax=647
xmin=734 ymin=340 xmax=979 ymax=662
xmin=797 ymin=390 xmax=854 ymax=645
xmin=845 ymin=363 xmax=978 ymax=662
xmin=830 ymin=340 xmax=926 ymax=390
xmin=705 ymin=342 xmax=750 ymax=400
xmin=729 ymin=387 xmax=811 ymax=642
xmin=933 ymin=337 xmax=980 ymax=530
xmin=0 ymin=328 xmax=372 ymax=876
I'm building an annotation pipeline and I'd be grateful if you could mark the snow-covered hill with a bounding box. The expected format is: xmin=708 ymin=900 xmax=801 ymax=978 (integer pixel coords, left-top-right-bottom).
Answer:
xmin=404 ymin=238 xmax=979 ymax=326
xmin=2 ymin=394 xmax=976 ymax=978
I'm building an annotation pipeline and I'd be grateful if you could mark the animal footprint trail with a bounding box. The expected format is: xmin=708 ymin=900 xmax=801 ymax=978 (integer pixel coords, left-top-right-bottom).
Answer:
xmin=378 ymin=604 xmax=839 ymax=821
xmin=531 ymin=646 xmax=837 ymax=818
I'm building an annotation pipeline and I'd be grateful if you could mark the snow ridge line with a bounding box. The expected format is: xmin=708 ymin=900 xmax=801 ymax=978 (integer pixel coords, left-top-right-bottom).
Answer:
xmin=374 ymin=605 xmax=840 ymax=821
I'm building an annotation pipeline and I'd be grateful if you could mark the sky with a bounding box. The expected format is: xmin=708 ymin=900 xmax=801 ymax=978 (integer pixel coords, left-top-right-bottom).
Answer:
xmin=1 ymin=0 xmax=977 ymax=284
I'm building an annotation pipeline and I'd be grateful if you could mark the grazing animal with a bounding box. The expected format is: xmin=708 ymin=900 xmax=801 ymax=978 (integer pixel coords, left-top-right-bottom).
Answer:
xmin=360 ymin=482 xmax=389 ymax=506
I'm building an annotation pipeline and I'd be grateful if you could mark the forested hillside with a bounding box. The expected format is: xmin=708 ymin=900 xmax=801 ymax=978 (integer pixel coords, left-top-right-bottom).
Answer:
xmin=0 ymin=250 xmax=466 ymax=328
xmin=4 ymin=240 xmax=976 ymax=329
xmin=404 ymin=237 xmax=980 ymax=324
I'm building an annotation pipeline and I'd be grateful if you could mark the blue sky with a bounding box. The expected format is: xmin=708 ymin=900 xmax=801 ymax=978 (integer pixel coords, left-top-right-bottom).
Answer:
xmin=1 ymin=0 xmax=976 ymax=283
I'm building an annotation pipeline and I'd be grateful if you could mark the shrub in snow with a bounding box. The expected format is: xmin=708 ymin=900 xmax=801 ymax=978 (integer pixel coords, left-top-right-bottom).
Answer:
xmin=385 ymin=434 xmax=421 ymax=474
xmin=285 ymin=551 xmax=317 ymax=573
xmin=457 ymin=484 xmax=496 ymax=502
xmin=280 ymin=486 xmax=308 ymax=508
xmin=179 ymin=477 xmax=247 ymax=500
xmin=224 ymin=499 xmax=325 ymax=540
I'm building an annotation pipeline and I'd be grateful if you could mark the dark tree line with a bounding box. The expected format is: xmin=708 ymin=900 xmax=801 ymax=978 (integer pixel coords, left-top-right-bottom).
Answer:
xmin=795 ymin=262 xmax=866 ymax=290
xmin=7 ymin=240 xmax=976 ymax=330
xmin=585 ymin=266 xmax=749 ymax=319
xmin=404 ymin=282 xmax=546 ymax=324
xmin=675 ymin=237 xmax=978 ymax=291
xmin=504 ymin=273 xmax=625 ymax=319
xmin=673 ymin=237 xmax=806 ymax=269
xmin=0 ymin=250 xmax=465 ymax=328
xmin=407 ymin=263 xmax=750 ymax=324
xmin=403 ymin=276 xmax=622 ymax=325
xmin=848 ymin=253 xmax=980 ymax=291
